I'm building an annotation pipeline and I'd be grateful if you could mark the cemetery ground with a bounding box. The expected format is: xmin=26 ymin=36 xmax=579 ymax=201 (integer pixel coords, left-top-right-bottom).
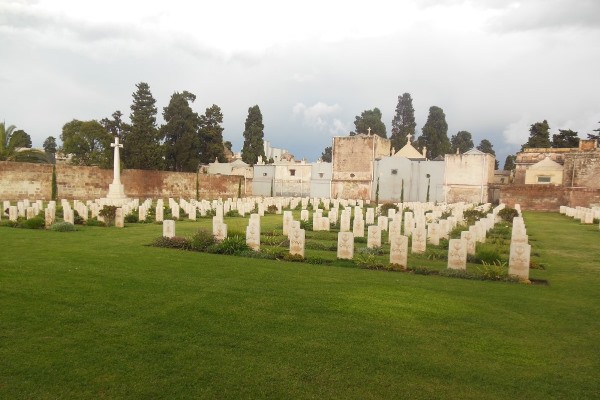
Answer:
xmin=1 ymin=211 xmax=599 ymax=399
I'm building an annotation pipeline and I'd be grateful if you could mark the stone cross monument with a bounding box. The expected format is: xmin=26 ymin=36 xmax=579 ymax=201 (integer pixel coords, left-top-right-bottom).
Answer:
xmin=105 ymin=136 xmax=127 ymax=203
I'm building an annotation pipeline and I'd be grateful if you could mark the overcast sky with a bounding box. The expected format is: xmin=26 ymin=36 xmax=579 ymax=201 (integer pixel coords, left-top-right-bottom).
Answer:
xmin=1 ymin=0 xmax=599 ymax=165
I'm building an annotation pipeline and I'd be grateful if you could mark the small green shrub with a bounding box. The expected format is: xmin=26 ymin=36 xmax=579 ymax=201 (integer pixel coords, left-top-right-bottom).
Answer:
xmin=237 ymin=250 xmax=277 ymax=260
xmin=379 ymin=202 xmax=398 ymax=216
xmin=284 ymin=253 xmax=304 ymax=262
xmin=151 ymin=236 xmax=191 ymax=250
xmin=463 ymin=209 xmax=487 ymax=225
xmin=409 ymin=266 xmax=438 ymax=275
xmin=477 ymin=260 xmax=511 ymax=281
xmin=498 ymin=207 xmax=519 ymax=223
xmin=85 ymin=218 xmax=106 ymax=227
xmin=190 ymin=228 xmax=216 ymax=251
xmin=266 ymin=205 xmax=278 ymax=214
xmin=20 ymin=216 xmax=45 ymax=229
xmin=99 ymin=205 xmax=117 ymax=226
xmin=0 ymin=219 xmax=19 ymax=228
xmin=305 ymin=256 xmax=330 ymax=265
xmin=474 ymin=244 xmax=503 ymax=265
xmin=125 ymin=213 xmax=139 ymax=223
xmin=422 ymin=248 xmax=447 ymax=260
xmin=50 ymin=221 xmax=77 ymax=232
xmin=355 ymin=247 xmax=386 ymax=269
xmin=225 ymin=209 xmax=241 ymax=218
xmin=354 ymin=236 xmax=367 ymax=244
xmin=73 ymin=210 xmax=84 ymax=225
xmin=439 ymin=269 xmax=479 ymax=280
xmin=300 ymin=219 xmax=313 ymax=231
xmin=213 ymin=235 xmax=250 ymax=255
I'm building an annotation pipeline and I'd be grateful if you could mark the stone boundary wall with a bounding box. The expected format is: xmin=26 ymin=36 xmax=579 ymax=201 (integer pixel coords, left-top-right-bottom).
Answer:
xmin=500 ymin=184 xmax=600 ymax=211
xmin=0 ymin=161 xmax=249 ymax=200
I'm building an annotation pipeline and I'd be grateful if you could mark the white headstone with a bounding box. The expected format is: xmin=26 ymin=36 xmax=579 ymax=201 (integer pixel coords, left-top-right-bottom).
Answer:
xmin=367 ymin=225 xmax=382 ymax=249
xmin=411 ymin=226 xmax=427 ymax=254
xmin=289 ymin=228 xmax=305 ymax=257
xmin=390 ymin=234 xmax=409 ymax=268
xmin=447 ymin=239 xmax=467 ymax=270
xmin=509 ymin=242 xmax=531 ymax=282
xmin=337 ymin=231 xmax=354 ymax=259
xmin=163 ymin=220 xmax=175 ymax=238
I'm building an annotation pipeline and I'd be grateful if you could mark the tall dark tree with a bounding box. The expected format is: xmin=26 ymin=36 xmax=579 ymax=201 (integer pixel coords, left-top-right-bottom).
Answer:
xmin=350 ymin=108 xmax=387 ymax=138
xmin=60 ymin=119 xmax=112 ymax=167
xmin=390 ymin=93 xmax=416 ymax=151
xmin=162 ymin=91 xmax=201 ymax=172
xmin=477 ymin=139 xmax=499 ymax=169
xmin=122 ymin=82 xmax=163 ymax=170
xmin=418 ymin=106 xmax=450 ymax=159
xmin=43 ymin=136 xmax=57 ymax=163
xmin=321 ymin=146 xmax=332 ymax=162
xmin=198 ymin=104 xmax=226 ymax=163
xmin=552 ymin=129 xmax=579 ymax=148
xmin=522 ymin=120 xmax=551 ymax=150
xmin=503 ymin=155 xmax=516 ymax=171
xmin=43 ymin=136 xmax=57 ymax=154
xmin=450 ymin=131 xmax=474 ymax=153
xmin=241 ymin=105 xmax=265 ymax=165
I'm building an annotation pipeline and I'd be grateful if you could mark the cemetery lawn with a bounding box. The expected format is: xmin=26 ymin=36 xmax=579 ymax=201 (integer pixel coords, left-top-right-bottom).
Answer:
xmin=1 ymin=211 xmax=599 ymax=399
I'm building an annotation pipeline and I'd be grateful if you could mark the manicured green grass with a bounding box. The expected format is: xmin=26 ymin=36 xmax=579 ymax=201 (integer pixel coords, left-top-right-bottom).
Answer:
xmin=0 ymin=211 xmax=599 ymax=399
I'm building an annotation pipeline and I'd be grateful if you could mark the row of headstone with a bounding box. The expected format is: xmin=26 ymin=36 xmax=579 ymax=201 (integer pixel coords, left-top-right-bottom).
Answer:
xmin=560 ymin=205 xmax=599 ymax=226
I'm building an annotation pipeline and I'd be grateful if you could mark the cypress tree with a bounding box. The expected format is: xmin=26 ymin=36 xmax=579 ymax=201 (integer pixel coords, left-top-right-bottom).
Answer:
xmin=241 ymin=105 xmax=266 ymax=165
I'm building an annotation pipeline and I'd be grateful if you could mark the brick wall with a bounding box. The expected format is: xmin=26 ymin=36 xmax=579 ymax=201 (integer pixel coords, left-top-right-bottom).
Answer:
xmin=500 ymin=184 xmax=600 ymax=211
xmin=0 ymin=161 xmax=246 ymax=201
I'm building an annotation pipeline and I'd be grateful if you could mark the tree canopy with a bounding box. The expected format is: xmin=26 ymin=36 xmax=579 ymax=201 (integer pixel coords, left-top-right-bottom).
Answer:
xmin=10 ymin=130 xmax=32 ymax=148
xmin=552 ymin=129 xmax=579 ymax=148
xmin=60 ymin=119 xmax=112 ymax=167
xmin=0 ymin=122 xmax=50 ymax=163
xmin=477 ymin=139 xmax=499 ymax=169
xmin=418 ymin=106 xmax=450 ymax=159
xmin=450 ymin=131 xmax=474 ymax=154
xmin=162 ymin=91 xmax=201 ymax=172
xmin=350 ymin=108 xmax=387 ymax=138
xmin=503 ymin=155 xmax=516 ymax=171
xmin=390 ymin=93 xmax=416 ymax=151
xmin=198 ymin=104 xmax=226 ymax=164
xmin=122 ymin=82 xmax=163 ymax=170
xmin=321 ymin=146 xmax=332 ymax=162
xmin=587 ymin=121 xmax=600 ymax=140
xmin=43 ymin=136 xmax=57 ymax=154
xmin=241 ymin=105 xmax=265 ymax=165
xmin=522 ymin=120 xmax=551 ymax=150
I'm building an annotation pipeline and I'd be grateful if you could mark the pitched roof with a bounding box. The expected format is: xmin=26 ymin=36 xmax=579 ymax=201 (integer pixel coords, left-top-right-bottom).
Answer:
xmin=394 ymin=142 xmax=426 ymax=160
xmin=529 ymin=156 xmax=563 ymax=170
xmin=463 ymin=148 xmax=485 ymax=155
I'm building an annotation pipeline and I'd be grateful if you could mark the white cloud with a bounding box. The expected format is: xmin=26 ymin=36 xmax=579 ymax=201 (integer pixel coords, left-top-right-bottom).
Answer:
xmin=502 ymin=114 xmax=532 ymax=146
xmin=293 ymin=102 xmax=346 ymax=134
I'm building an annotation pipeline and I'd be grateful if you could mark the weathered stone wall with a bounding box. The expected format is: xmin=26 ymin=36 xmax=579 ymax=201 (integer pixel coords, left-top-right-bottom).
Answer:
xmin=563 ymin=152 xmax=600 ymax=189
xmin=331 ymin=135 xmax=391 ymax=199
xmin=500 ymin=184 xmax=600 ymax=211
xmin=0 ymin=161 xmax=245 ymax=200
xmin=444 ymin=152 xmax=495 ymax=203
xmin=0 ymin=161 xmax=53 ymax=200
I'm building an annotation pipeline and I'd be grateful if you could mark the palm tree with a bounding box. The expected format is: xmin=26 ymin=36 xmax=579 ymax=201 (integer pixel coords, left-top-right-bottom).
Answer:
xmin=0 ymin=122 xmax=51 ymax=163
